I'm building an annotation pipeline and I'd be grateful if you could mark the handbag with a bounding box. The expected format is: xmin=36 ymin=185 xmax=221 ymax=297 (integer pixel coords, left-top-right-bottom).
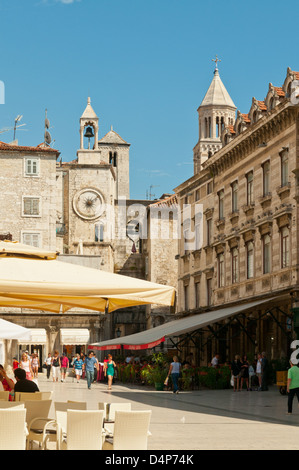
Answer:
xmin=230 ymin=375 xmax=234 ymax=387
xmin=164 ymin=376 xmax=169 ymax=386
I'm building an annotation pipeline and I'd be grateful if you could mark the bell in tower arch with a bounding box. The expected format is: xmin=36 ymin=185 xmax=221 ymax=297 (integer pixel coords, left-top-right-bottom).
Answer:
xmin=84 ymin=126 xmax=94 ymax=149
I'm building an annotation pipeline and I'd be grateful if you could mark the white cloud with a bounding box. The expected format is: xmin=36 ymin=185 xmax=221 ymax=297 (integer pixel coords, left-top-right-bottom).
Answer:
xmin=56 ymin=0 xmax=81 ymax=3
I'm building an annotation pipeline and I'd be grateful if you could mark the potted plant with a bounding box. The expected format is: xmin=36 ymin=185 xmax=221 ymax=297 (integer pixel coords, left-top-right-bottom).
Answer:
xmin=140 ymin=353 xmax=169 ymax=390
xmin=152 ymin=366 xmax=168 ymax=390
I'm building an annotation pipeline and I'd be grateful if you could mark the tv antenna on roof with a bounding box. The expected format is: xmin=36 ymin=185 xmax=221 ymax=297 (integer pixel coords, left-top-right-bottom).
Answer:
xmin=146 ymin=185 xmax=160 ymax=200
xmin=0 ymin=115 xmax=27 ymax=140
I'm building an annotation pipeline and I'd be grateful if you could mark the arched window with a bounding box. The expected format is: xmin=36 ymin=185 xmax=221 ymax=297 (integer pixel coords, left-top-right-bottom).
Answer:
xmin=216 ymin=116 xmax=220 ymax=137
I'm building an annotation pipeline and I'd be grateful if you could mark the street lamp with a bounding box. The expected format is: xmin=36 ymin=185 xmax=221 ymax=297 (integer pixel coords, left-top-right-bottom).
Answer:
xmin=115 ymin=327 xmax=121 ymax=338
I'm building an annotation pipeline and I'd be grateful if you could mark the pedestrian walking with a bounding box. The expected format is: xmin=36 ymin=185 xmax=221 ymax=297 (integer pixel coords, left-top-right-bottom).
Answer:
xmin=287 ymin=360 xmax=299 ymax=414
xmin=84 ymin=351 xmax=98 ymax=390
xmin=31 ymin=354 xmax=39 ymax=378
xmin=60 ymin=353 xmax=69 ymax=382
xmin=167 ymin=356 xmax=181 ymax=394
xmin=73 ymin=353 xmax=84 ymax=383
xmin=104 ymin=354 xmax=116 ymax=390
xmin=44 ymin=353 xmax=52 ymax=380
xmin=20 ymin=352 xmax=33 ymax=380
xmin=52 ymin=350 xmax=61 ymax=382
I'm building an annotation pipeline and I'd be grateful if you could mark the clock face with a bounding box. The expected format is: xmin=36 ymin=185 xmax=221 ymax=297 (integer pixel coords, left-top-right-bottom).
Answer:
xmin=73 ymin=188 xmax=104 ymax=220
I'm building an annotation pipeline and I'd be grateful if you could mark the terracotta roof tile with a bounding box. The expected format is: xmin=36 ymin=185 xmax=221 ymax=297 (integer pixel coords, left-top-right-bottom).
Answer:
xmin=274 ymin=86 xmax=285 ymax=97
xmin=241 ymin=113 xmax=251 ymax=123
xmin=257 ymin=101 xmax=267 ymax=111
xmin=0 ymin=141 xmax=59 ymax=153
xmin=228 ymin=125 xmax=235 ymax=134
xmin=149 ymin=193 xmax=178 ymax=208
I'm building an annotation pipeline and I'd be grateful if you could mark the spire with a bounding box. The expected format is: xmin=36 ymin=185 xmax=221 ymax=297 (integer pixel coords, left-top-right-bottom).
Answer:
xmin=81 ymin=97 xmax=98 ymax=120
xmin=199 ymin=58 xmax=236 ymax=109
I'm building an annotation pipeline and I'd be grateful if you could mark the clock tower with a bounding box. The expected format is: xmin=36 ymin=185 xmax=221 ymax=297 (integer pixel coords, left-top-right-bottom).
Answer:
xmin=60 ymin=98 xmax=131 ymax=270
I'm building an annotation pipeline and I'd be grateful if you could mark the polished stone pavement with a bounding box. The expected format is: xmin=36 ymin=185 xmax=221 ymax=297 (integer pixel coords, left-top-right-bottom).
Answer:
xmin=31 ymin=372 xmax=299 ymax=450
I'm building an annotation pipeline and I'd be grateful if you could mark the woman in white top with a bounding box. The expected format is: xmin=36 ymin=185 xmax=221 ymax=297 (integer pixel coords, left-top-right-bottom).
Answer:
xmin=20 ymin=352 xmax=33 ymax=380
xmin=168 ymin=356 xmax=181 ymax=394
xmin=256 ymin=353 xmax=262 ymax=390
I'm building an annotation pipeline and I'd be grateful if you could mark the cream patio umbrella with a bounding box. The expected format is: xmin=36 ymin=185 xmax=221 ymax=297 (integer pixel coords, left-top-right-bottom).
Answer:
xmin=0 ymin=318 xmax=31 ymax=341
xmin=0 ymin=241 xmax=176 ymax=314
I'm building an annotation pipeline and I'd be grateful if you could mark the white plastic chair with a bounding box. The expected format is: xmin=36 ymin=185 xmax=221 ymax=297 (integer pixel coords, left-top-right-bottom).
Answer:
xmin=15 ymin=391 xmax=43 ymax=401
xmin=59 ymin=410 xmax=104 ymax=450
xmin=0 ymin=408 xmax=27 ymax=450
xmin=104 ymin=402 xmax=132 ymax=435
xmin=25 ymin=400 xmax=53 ymax=450
xmin=103 ymin=410 xmax=152 ymax=450
xmin=0 ymin=391 xmax=10 ymax=401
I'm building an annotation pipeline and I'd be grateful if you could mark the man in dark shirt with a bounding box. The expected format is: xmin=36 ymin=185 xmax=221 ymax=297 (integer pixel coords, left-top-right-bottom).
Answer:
xmin=14 ymin=368 xmax=39 ymax=393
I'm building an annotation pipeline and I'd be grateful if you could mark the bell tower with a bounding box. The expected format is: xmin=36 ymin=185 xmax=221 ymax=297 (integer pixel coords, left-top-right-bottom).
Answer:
xmin=77 ymin=97 xmax=102 ymax=164
xmin=193 ymin=57 xmax=236 ymax=173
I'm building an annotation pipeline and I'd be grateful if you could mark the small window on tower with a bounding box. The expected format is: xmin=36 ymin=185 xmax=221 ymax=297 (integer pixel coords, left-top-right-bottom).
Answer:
xmin=95 ymin=224 xmax=104 ymax=242
xmin=109 ymin=152 xmax=117 ymax=167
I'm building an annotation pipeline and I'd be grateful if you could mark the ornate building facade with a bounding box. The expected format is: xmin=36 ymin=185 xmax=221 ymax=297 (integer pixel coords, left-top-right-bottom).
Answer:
xmin=175 ymin=66 xmax=299 ymax=365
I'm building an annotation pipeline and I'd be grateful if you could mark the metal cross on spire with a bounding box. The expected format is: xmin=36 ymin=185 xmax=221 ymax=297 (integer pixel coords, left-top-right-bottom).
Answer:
xmin=212 ymin=54 xmax=221 ymax=71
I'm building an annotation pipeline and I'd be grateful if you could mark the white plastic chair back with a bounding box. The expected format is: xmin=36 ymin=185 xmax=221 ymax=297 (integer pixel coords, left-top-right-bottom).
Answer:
xmin=0 ymin=391 xmax=10 ymax=401
xmin=0 ymin=401 xmax=25 ymax=409
xmin=66 ymin=410 xmax=104 ymax=450
xmin=113 ymin=410 xmax=152 ymax=450
xmin=25 ymin=400 xmax=52 ymax=429
xmin=109 ymin=402 xmax=131 ymax=420
xmin=0 ymin=408 xmax=27 ymax=450
xmin=15 ymin=391 xmax=43 ymax=401
xmin=56 ymin=411 xmax=67 ymax=450
xmin=41 ymin=391 xmax=53 ymax=400
xmin=55 ymin=401 xmax=87 ymax=412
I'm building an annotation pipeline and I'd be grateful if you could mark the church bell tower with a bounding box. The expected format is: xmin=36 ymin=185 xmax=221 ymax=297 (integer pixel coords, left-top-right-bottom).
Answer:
xmin=193 ymin=56 xmax=236 ymax=173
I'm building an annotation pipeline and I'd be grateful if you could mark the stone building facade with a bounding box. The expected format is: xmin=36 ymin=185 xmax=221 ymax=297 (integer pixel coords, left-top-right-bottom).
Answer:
xmin=175 ymin=66 xmax=299 ymax=365
xmin=0 ymin=98 xmax=177 ymax=366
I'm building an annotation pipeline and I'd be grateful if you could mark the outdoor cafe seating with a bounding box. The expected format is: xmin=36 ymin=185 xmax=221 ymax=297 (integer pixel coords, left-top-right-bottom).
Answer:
xmin=0 ymin=397 xmax=152 ymax=450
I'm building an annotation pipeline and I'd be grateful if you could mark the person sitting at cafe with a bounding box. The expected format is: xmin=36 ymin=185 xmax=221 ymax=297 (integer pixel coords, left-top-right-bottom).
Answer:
xmin=13 ymin=368 xmax=39 ymax=394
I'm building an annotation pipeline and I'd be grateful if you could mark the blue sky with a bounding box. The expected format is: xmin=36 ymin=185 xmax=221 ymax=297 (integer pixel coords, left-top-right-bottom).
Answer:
xmin=0 ymin=0 xmax=298 ymax=199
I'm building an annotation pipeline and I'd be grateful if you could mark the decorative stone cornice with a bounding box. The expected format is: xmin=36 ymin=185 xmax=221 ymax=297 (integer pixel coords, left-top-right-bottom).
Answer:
xmin=203 ymin=102 xmax=296 ymax=177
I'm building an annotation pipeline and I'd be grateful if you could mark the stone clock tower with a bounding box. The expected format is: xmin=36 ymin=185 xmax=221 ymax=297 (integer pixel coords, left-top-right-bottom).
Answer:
xmin=60 ymin=98 xmax=131 ymax=271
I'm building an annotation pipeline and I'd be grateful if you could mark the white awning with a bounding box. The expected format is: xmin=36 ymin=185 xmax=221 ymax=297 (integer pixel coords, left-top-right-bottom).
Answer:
xmin=60 ymin=329 xmax=90 ymax=345
xmin=89 ymin=298 xmax=277 ymax=351
xmin=19 ymin=328 xmax=47 ymax=344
